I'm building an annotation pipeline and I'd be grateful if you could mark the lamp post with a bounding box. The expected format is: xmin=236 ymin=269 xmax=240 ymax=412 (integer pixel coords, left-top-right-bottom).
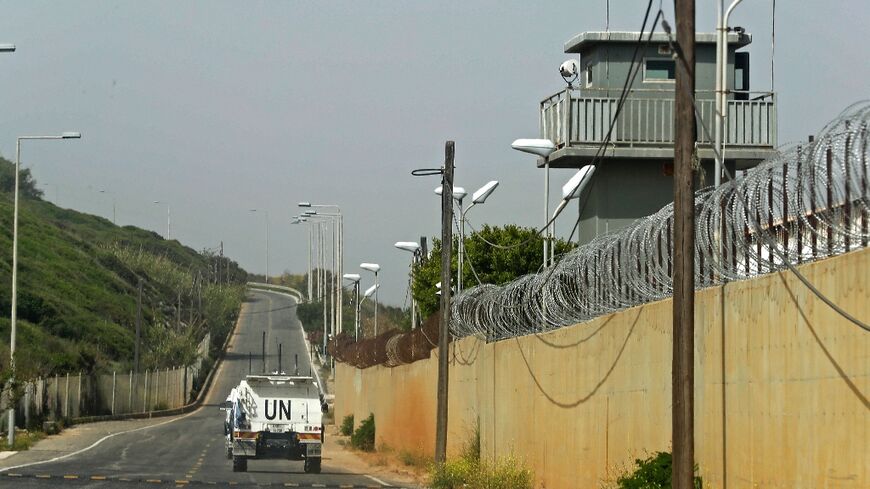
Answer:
xmin=512 ymin=138 xmax=556 ymax=267
xmin=299 ymin=203 xmax=343 ymax=336
xmin=394 ymin=242 xmax=421 ymax=329
xmin=714 ymin=0 xmax=745 ymax=188
xmin=99 ymin=189 xmax=116 ymax=224
xmin=303 ymin=210 xmax=339 ymax=346
xmin=152 ymin=200 xmax=171 ymax=239
xmin=360 ymin=283 xmax=379 ymax=339
xmin=434 ymin=185 xmax=467 ymax=293
xmin=249 ymin=209 xmax=269 ymax=283
xmin=343 ymin=274 xmax=361 ymax=340
xmin=8 ymin=132 xmax=82 ymax=447
xmin=360 ymin=263 xmax=380 ymax=335
xmin=291 ymin=217 xmax=314 ymax=301
xmin=0 ymin=44 xmax=15 ymax=53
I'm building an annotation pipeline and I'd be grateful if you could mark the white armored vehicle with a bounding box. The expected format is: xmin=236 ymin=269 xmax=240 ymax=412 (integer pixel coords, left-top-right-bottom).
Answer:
xmin=221 ymin=374 xmax=327 ymax=473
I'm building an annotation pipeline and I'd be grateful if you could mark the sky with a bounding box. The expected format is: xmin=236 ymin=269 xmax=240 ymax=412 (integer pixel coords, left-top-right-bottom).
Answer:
xmin=0 ymin=1 xmax=867 ymax=306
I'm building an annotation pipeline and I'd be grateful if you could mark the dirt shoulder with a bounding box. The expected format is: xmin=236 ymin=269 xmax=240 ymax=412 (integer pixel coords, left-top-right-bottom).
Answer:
xmin=324 ymin=424 xmax=428 ymax=488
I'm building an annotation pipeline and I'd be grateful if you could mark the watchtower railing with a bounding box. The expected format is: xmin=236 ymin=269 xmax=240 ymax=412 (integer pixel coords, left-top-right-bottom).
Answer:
xmin=540 ymin=88 xmax=776 ymax=150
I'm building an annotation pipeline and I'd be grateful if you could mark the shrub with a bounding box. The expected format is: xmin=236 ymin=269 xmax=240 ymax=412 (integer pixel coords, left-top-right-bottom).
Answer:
xmin=350 ymin=414 xmax=375 ymax=451
xmin=616 ymin=451 xmax=702 ymax=489
xmin=429 ymin=426 xmax=532 ymax=489
xmin=340 ymin=414 xmax=354 ymax=436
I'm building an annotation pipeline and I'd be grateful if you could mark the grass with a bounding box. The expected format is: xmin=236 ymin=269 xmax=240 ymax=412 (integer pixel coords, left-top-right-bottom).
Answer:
xmin=428 ymin=426 xmax=533 ymax=489
xmin=3 ymin=429 xmax=46 ymax=451
xmin=0 ymin=167 xmax=247 ymax=410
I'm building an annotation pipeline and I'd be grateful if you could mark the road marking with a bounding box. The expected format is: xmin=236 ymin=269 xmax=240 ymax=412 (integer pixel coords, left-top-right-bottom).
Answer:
xmin=36 ymin=474 xmax=50 ymax=478
xmin=64 ymin=475 xmax=79 ymax=479
xmin=91 ymin=475 xmax=107 ymax=480
xmin=311 ymin=484 xmax=325 ymax=488
xmin=6 ymin=473 xmax=21 ymax=477
xmin=175 ymin=480 xmax=189 ymax=485
xmin=365 ymin=474 xmax=389 ymax=486
xmin=146 ymin=479 xmax=162 ymax=483
xmin=0 ymin=408 xmax=202 ymax=473
xmin=120 ymin=477 xmax=132 ymax=481
xmin=283 ymin=483 xmax=299 ymax=487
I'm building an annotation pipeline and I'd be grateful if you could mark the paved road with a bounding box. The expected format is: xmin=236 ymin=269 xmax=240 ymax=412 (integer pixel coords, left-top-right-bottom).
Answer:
xmin=0 ymin=291 xmax=405 ymax=489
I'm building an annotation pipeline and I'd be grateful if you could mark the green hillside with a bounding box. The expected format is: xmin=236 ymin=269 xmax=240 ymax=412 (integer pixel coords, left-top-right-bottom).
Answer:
xmin=0 ymin=157 xmax=247 ymax=384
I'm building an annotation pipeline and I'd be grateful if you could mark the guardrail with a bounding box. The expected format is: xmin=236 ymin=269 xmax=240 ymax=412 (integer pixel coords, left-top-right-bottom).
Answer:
xmin=540 ymin=88 xmax=776 ymax=149
xmin=246 ymin=282 xmax=305 ymax=302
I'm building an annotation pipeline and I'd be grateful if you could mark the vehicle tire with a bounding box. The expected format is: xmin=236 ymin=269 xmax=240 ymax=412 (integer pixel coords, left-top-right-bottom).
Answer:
xmin=232 ymin=455 xmax=247 ymax=472
xmin=304 ymin=457 xmax=321 ymax=474
xmin=226 ymin=445 xmax=233 ymax=460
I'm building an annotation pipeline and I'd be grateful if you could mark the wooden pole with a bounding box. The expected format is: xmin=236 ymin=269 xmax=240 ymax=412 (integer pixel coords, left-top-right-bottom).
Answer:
xmin=434 ymin=141 xmax=455 ymax=465
xmin=673 ymin=0 xmax=696 ymax=487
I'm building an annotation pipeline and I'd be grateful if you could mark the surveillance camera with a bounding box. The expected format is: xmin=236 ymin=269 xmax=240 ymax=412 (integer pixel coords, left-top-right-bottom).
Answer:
xmin=733 ymin=26 xmax=745 ymax=35
xmin=559 ymin=59 xmax=579 ymax=79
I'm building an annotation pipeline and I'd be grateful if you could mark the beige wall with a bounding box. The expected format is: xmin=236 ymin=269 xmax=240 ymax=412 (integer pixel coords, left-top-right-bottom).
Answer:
xmin=334 ymin=248 xmax=869 ymax=488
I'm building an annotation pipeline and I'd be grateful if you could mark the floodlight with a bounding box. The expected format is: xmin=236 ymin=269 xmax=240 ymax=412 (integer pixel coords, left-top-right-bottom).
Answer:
xmin=342 ymin=273 xmax=361 ymax=283
xmin=471 ymin=181 xmax=499 ymax=204
xmin=298 ymin=202 xmax=311 ymax=207
xmin=434 ymin=185 xmax=467 ymax=201
xmin=511 ymin=138 xmax=556 ymax=157
xmin=364 ymin=284 xmax=379 ymax=298
xmin=0 ymin=44 xmax=15 ymax=53
xmin=61 ymin=132 xmax=81 ymax=139
xmin=360 ymin=263 xmax=380 ymax=273
xmin=394 ymin=241 xmax=420 ymax=253
xmin=561 ymin=165 xmax=596 ymax=200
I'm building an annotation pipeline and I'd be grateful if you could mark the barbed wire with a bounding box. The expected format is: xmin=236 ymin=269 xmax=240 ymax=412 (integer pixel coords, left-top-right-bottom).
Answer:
xmin=451 ymin=103 xmax=870 ymax=340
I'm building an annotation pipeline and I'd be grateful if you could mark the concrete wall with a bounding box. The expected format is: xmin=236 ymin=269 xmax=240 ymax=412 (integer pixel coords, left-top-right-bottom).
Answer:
xmin=334 ymin=248 xmax=869 ymax=488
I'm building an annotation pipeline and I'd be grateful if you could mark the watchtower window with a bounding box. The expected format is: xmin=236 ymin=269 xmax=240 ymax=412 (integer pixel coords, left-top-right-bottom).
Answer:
xmin=585 ymin=63 xmax=593 ymax=87
xmin=644 ymin=59 xmax=676 ymax=81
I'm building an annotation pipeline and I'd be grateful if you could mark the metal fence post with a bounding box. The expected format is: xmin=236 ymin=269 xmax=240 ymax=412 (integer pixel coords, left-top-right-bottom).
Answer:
xmin=143 ymin=369 xmax=149 ymax=413
xmin=77 ymin=372 xmax=82 ymax=418
xmin=128 ymin=370 xmax=133 ymax=414
xmin=111 ymin=372 xmax=116 ymax=415
xmin=64 ymin=373 xmax=70 ymax=419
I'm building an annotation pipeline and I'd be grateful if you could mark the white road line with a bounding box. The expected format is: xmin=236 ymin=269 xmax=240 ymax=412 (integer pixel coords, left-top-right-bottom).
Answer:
xmin=365 ymin=474 xmax=389 ymax=486
xmin=0 ymin=408 xmax=201 ymax=473
xmin=0 ymin=299 xmax=251 ymax=474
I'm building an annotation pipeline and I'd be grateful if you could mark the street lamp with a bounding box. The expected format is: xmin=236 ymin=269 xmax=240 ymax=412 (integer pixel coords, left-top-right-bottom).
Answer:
xmin=152 ymin=200 xmax=171 ymax=239
xmin=549 ymin=166 xmax=597 ymax=248
xmin=343 ymin=274 xmax=361 ymax=341
xmin=394 ymin=241 xmax=421 ymax=329
xmin=249 ymin=209 xmax=270 ymax=283
xmin=512 ymin=138 xmax=556 ymax=268
xmin=291 ymin=218 xmax=314 ymax=301
xmin=360 ymin=283 xmax=379 ymax=339
xmin=8 ymin=132 xmax=82 ymax=447
xmin=360 ymin=263 xmax=380 ymax=335
xmin=99 ymin=189 xmax=116 ymax=224
xmin=0 ymin=44 xmax=15 ymax=52
xmin=434 ymin=185 xmax=468 ymax=292
xmin=298 ymin=202 xmax=344 ymax=337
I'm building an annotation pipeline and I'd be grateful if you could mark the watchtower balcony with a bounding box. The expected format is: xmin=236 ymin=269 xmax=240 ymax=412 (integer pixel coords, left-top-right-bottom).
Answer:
xmin=539 ymin=87 xmax=777 ymax=169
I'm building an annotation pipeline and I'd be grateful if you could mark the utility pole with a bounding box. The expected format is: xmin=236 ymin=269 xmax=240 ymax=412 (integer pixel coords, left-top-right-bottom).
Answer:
xmin=672 ymin=1 xmax=696 ymax=488
xmin=135 ymin=279 xmax=142 ymax=373
xmin=434 ymin=141 xmax=454 ymax=465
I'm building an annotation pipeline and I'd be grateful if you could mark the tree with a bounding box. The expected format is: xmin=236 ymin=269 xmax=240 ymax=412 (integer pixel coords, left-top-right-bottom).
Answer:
xmin=0 ymin=156 xmax=43 ymax=199
xmin=411 ymin=224 xmax=573 ymax=318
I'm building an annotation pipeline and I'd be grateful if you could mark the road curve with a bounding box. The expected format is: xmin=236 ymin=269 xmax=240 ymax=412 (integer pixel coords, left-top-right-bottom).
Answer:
xmin=1 ymin=290 xmax=405 ymax=489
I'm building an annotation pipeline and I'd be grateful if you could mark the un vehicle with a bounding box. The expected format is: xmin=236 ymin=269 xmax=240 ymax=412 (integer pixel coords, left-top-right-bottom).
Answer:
xmin=222 ymin=374 xmax=327 ymax=473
